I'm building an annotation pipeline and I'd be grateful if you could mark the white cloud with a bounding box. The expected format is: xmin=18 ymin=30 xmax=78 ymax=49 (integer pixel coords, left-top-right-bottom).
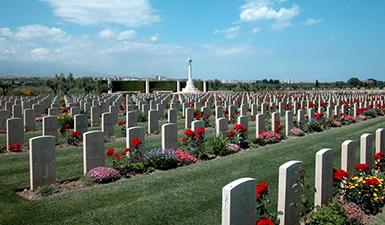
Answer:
xmin=214 ymin=26 xmax=240 ymax=39
xmin=117 ymin=30 xmax=136 ymax=40
xmin=42 ymin=0 xmax=159 ymax=27
xmin=240 ymin=3 xmax=299 ymax=22
xmin=30 ymin=48 xmax=51 ymax=61
xmin=271 ymin=21 xmax=291 ymax=30
xmin=251 ymin=27 xmax=261 ymax=33
xmin=11 ymin=24 xmax=67 ymax=41
xmin=239 ymin=0 xmax=299 ymax=31
xmin=197 ymin=43 xmax=272 ymax=60
xmin=98 ymin=29 xmax=115 ymax=39
xmin=302 ymin=18 xmax=323 ymax=26
xmin=215 ymin=46 xmax=247 ymax=56
xmin=0 ymin=28 xmax=12 ymax=37
xmin=150 ymin=34 xmax=159 ymax=42
xmin=0 ymin=24 xmax=273 ymax=76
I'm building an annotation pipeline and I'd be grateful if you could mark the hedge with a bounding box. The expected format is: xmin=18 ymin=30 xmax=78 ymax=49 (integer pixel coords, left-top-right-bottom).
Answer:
xmin=112 ymin=80 xmax=145 ymax=92
xmin=150 ymin=81 xmax=176 ymax=92
xmin=111 ymin=80 xmax=204 ymax=93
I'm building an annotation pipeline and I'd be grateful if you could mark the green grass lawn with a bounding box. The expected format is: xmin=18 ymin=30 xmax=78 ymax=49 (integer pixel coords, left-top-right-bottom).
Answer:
xmin=1 ymin=116 xmax=385 ymax=225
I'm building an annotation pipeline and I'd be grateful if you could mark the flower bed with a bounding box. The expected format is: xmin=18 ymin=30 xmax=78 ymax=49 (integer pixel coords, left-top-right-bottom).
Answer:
xmin=253 ymin=131 xmax=283 ymax=146
xmin=86 ymin=167 xmax=121 ymax=183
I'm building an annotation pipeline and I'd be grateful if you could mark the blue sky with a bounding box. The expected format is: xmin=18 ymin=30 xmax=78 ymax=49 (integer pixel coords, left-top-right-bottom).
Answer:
xmin=0 ymin=0 xmax=384 ymax=82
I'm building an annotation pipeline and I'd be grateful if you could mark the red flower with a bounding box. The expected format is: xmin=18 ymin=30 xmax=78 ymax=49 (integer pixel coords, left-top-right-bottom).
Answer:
xmin=12 ymin=143 xmax=21 ymax=152
xmin=354 ymin=163 xmax=370 ymax=171
xmin=256 ymin=182 xmax=269 ymax=200
xmin=333 ymin=169 xmax=348 ymax=181
xmin=315 ymin=112 xmax=323 ymax=119
xmin=64 ymin=124 xmax=71 ymax=129
xmin=196 ymin=127 xmax=206 ymax=134
xmin=131 ymin=138 xmax=142 ymax=147
xmin=274 ymin=120 xmax=280 ymax=125
xmin=256 ymin=217 xmax=274 ymax=225
xmin=184 ymin=129 xmax=194 ymax=137
xmin=181 ymin=137 xmax=188 ymax=143
xmin=205 ymin=114 xmax=210 ymax=119
xmin=113 ymin=153 xmax=122 ymax=160
xmin=226 ymin=130 xmax=236 ymax=136
xmin=105 ymin=148 xmax=115 ymax=156
xmin=365 ymin=178 xmax=380 ymax=186
xmin=234 ymin=124 xmax=247 ymax=132
xmin=374 ymin=152 xmax=385 ymax=160
xmin=70 ymin=131 xmax=80 ymax=137
xmin=118 ymin=121 xmax=125 ymax=126
xmin=121 ymin=148 xmax=131 ymax=155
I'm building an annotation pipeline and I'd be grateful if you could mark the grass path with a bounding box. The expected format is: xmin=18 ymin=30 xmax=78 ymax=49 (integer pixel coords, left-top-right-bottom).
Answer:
xmin=0 ymin=116 xmax=385 ymax=225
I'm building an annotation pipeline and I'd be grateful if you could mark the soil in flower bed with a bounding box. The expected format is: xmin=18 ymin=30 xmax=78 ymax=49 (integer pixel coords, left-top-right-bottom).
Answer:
xmin=17 ymin=180 xmax=97 ymax=200
xmin=17 ymin=170 xmax=163 ymax=200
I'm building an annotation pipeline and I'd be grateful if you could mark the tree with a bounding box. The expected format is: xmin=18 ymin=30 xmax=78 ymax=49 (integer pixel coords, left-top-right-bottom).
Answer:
xmin=315 ymin=80 xmax=320 ymax=88
xmin=347 ymin=77 xmax=361 ymax=87
xmin=0 ymin=80 xmax=15 ymax=95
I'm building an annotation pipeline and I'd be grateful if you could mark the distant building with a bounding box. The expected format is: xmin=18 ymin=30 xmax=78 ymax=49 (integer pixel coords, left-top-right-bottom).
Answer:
xmin=281 ymin=78 xmax=294 ymax=84
xmin=222 ymin=79 xmax=237 ymax=84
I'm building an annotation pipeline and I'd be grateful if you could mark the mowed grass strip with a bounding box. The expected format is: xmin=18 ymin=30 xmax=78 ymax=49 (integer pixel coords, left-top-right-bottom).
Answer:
xmin=0 ymin=116 xmax=385 ymax=225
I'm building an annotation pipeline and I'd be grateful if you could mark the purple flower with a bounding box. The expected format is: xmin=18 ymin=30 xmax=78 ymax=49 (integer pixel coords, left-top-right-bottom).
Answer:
xmin=227 ymin=143 xmax=240 ymax=153
xmin=290 ymin=128 xmax=305 ymax=136
xmin=341 ymin=202 xmax=371 ymax=225
xmin=87 ymin=167 xmax=121 ymax=183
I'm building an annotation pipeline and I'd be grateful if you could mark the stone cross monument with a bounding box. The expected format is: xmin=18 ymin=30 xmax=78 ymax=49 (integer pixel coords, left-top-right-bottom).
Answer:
xmin=182 ymin=57 xmax=200 ymax=93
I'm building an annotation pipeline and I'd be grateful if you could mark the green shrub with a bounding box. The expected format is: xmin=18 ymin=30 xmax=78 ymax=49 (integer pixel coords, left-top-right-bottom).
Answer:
xmin=144 ymin=148 xmax=177 ymax=170
xmin=137 ymin=112 xmax=147 ymax=122
xmin=116 ymin=162 xmax=154 ymax=177
xmin=36 ymin=185 xmax=61 ymax=197
xmin=57 ymin=113 xmax=74 ymax=129
xmin=364 ymin=109 xmax=377 ymax=118
xmin=251 ymin=138 xmax=267 ymax=146
xmin=307 ymin=202 xmax=351 ymax=225
xmin=206 ymin=136 xmax=228 ymax=156
xmin=305 ymin=119 xmax=323 ymax=133
xmin=0 ymin=144 xmax=6 ymax=154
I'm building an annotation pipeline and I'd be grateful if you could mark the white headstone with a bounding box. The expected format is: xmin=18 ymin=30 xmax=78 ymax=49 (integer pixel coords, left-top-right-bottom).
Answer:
xmin=6 ymin=118 xmax=23 ymax=151
xmin=278 ymin=160 xmax=304 ymax=225
xmin=83 ymin=130 xmax=105 ymax=174
xmin=314 ymin=148 xmax=334 ymax=206
xmin=341 ymin=140 xmax=355 ymax=177
xmin=161 ymin=123 xmax=177 ymax=150
xmin=222 ymin=178 xmax=257 ymax=225
xmin=29 ymin=135 xmax=56 ymax=190
xmin=360 ymin=133 xmax=374 ymax=166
